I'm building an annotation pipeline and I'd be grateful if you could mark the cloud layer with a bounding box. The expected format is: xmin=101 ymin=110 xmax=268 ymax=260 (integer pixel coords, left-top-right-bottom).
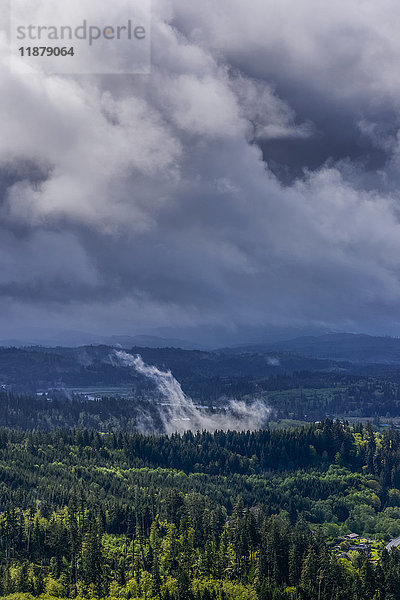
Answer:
xmin=2 ymin=1 xmax=400 ymax=343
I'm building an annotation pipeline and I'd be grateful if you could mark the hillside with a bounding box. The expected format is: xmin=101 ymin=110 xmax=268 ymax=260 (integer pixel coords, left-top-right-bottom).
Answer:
xmin=265 ymin=333 xmax=400 ymax=364
xmin=0 ymin=422 xmax=399 ymax=600
xmin=0 ymin=344 xmax=344 ymax=392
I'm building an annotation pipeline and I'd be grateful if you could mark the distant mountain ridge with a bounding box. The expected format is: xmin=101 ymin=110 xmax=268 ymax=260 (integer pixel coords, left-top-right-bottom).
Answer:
xmin=232 ymin=333 xmax=400 ymax=364
xmin=0 ymin=334 xmax=205 ymax=351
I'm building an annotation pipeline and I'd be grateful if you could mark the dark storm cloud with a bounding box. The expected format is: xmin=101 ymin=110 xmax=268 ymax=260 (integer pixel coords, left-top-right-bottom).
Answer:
xmin=172 ymin=0 xmax=400 ymax=179
xmin=2 ymin=0 xmax=400 ymax=343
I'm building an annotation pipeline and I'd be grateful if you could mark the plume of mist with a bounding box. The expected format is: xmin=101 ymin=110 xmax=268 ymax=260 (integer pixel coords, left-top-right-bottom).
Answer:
xmin=267 ymin=356 xmax=280 ymax=366
xmin=112 ymin=350 xmax=270 ymax=434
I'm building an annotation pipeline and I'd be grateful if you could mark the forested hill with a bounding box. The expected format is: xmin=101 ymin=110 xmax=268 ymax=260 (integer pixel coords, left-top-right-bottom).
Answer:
xmin=0 ymin=345 xmax=344 ymax=392
xmin=267 ymin=333 xmax=400 ymax=364
xmin=4 ymin=343 xmax=400 ymax=425
xmin=228 ymin=333 xmax=400 ymax=364
xmin=1 ymin=421 xmax=400 ymax=599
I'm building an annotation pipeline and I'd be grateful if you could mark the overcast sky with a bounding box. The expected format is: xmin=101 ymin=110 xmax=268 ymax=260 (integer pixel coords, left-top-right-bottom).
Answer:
xmin=2 ymin=0 xmax=400 ymax=345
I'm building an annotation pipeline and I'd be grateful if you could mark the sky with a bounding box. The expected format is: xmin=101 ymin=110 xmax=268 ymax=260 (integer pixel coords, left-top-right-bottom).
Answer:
xmin=2 ymin=0 xmax=400 ymax=346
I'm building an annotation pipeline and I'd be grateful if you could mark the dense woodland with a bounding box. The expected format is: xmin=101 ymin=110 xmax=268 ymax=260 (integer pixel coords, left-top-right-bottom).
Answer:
xmin=2 ymin=421 xmax=400 ymax=598
xmin=4 ymin=342 xmax=400 ymax=599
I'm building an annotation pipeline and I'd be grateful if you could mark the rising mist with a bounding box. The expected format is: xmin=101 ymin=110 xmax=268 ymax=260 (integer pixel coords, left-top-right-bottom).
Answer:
xmin=112 ymin=350 xmax=270 ymax=434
